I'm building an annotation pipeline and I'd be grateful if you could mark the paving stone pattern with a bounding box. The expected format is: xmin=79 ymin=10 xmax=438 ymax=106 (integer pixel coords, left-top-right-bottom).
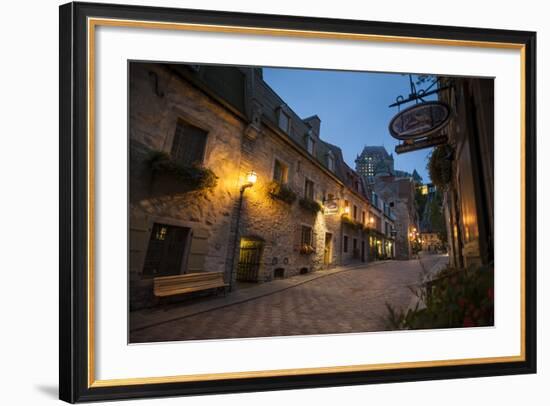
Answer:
xmin=130 ymin=256 xmax=446 ymax=343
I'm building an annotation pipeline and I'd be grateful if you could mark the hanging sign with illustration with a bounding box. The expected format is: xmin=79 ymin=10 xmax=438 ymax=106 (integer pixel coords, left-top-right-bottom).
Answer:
xmin=389 ymin=101 xmax=451 ymax=140
xmin=323 ymin=199 xmax=339 ymax=215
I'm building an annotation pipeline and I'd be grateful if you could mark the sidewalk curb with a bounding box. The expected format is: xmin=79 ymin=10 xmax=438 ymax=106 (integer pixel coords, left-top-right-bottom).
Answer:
xmin=130 ymin=260 xmax=393 ymax=333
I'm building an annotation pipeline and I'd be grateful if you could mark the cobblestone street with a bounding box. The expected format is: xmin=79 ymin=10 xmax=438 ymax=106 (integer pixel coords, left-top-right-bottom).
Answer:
xmin=130 ymin=255 xmax=447 ymax=343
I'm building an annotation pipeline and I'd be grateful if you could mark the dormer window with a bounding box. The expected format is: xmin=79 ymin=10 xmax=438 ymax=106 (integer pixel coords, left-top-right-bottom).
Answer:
xmin=278 ymin=108 xmax=291 ymax=133
xmin=326 ymin=151 xmax=335 ymax=171
xmin=306 ymin=133 xmax=316 ymax=155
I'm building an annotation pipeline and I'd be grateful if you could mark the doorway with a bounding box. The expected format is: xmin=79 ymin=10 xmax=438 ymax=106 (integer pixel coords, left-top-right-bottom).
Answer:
xmin=236 ymin=238 xmax=264 ymax=282
xmin=142 ymin=223 xmax=192 ymax=277
xmin=361 ymin=240 xmax=366 ymax=262
xmin=324 ymin=233 xmax=333 ymax=265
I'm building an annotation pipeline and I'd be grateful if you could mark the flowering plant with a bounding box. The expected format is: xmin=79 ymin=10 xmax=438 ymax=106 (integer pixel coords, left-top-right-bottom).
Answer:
xmin=299 ymin=244 xmax=315 ymax=255
xmin=386 ymin=263 xmax=494 ymax=330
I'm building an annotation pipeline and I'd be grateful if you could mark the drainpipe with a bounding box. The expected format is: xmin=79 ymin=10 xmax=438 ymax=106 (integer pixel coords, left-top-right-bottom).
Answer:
xmin=228 ymin=188 xmax=245 ymax=292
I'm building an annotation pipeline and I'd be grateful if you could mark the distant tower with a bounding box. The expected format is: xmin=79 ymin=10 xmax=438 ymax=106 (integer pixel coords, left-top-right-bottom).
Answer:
xmin=355 ymin=146 xmax=394 ymax=183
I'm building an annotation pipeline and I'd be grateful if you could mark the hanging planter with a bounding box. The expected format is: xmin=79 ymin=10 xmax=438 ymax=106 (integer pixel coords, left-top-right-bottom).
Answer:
xmin=341 ymin=215 xmax=363 ymax=231
xmin=299 ymin=244 xmax=316 ymax=255
xmin=299 ymin=197 xmax=322 ymax=214
xmin=146 ymin=150 xmax=218 ymax=193
xmin=268 ymin=181 xmax=297 ymax=205
xmin=427 ymin=144 xmax=453 ymax=190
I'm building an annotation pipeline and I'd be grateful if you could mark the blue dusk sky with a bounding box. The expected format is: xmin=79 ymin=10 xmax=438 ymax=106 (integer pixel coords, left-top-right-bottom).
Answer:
xmin=263 ymin=67 xmax=436 ymax=183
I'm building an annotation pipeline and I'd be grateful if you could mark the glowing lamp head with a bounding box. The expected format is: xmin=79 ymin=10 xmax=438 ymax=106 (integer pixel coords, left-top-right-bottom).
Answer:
xmin=246 ymin=170 xmax=258 ymax=185
xmin=343 ymin=206 xmax=350 ymax=215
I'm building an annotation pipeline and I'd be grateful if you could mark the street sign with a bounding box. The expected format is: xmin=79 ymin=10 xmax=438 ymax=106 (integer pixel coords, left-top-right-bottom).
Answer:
xmin=395 ymin=134 xmax=448 ymax=154
xmin=389 ymin=101 xmax=451 ymax=140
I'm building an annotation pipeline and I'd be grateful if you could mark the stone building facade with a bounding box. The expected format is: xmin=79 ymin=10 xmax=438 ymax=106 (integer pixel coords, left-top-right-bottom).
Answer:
xmin=373 ymin=176 xmax=419 ymax=260
xmin=128 ymin=63 xmax=394 ymax=309
xmin=437 ymin=77 xmax=494 ymax=268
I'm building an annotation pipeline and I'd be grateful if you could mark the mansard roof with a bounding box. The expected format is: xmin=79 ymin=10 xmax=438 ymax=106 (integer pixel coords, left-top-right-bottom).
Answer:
xmin=169 ymin=63 xmax=370 ymax=198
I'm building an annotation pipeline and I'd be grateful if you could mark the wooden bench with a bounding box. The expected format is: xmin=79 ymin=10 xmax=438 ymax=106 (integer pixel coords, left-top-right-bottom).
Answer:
xmin=153 ymin=271 xmax=229 ymax=301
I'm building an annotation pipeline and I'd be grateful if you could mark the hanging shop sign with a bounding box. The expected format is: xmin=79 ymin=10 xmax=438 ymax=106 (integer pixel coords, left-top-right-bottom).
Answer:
xmin=395 ymin=133 xmax=448 ymax=154
xmin=389 ymin=101 xmax=451 ymax=140
xmin=323 ymin=199 xmax=339 ymax=215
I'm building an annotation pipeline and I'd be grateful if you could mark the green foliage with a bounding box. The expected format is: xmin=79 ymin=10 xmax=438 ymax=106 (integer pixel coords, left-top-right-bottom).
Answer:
xmin=385 ymin=264 xmax=494 ymax=330
xmin=411 ymin=239 xmax=422 ymax=255
xmin=299 ymin=197 xmax=322 ymax=214
xmin=268 ymin=181 xmax=297 ymax=205
xmin=415 ymin=188 xmax=428 ymax=219
xmin=427 ymin=145 xmax=453 ymax=190
xmin=341 ymin=215 xmax=364 ymax=231
xmin=146 ymin=150 xmax=218 ymax=191
xmin=428 ymin=190 xmax=448 ymax=244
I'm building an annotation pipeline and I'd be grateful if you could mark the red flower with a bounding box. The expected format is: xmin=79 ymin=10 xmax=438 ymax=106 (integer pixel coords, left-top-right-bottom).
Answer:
xmin=487 ymin=288 xmax=494 ymax=301
xmin=463 ymin=317 xmax=475 ymax=327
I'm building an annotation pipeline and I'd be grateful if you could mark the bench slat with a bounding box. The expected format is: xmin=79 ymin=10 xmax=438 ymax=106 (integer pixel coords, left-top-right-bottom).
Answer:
xmin=153 ymin=272 xmax=227 ymax=298
xmin=155 ymin=283 xmax=229 ymax=297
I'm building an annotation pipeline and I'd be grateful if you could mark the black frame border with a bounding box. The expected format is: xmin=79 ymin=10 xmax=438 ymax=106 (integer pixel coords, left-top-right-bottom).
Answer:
xmin=59 ymin=2 xmax=537 ymax=403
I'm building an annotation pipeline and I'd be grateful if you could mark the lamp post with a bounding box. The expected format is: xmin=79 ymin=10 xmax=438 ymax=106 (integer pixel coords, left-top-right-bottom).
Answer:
xmin=228 ymin=171 xmax=257 ymax=291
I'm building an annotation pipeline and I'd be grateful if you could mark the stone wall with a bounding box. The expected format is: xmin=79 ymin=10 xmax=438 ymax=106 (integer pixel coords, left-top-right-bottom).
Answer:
xmin=128 ymin=62 xmax=377 ymax=309
xmin=236 ymin=120 xmax=370 ymax=281
xmin=128 ymin=63 xmax=244 ymax=309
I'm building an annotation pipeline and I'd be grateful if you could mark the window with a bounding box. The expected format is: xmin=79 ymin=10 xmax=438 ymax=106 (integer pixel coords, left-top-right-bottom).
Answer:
xmin=327 ymin=153 xmax=335 ymax=171
xmin=143 ymin=223 xmax=192 ymax=277
xmin=171 ymin=119 xmax=207 ymax=166
xmin=279 ymin=110 xmax=290 ymax=133
xmin=301 ymin=225 xmax=313 ymax=246
xmin=273 ymin=159 xmax=288 ymax=184
xmin=343 ymin=235 xmax=349 ymax=253
xmin=353 ymin=205 xmax=358 ymax=220
xmin=306 ymin=136 xmax=316 ymax=155
xmin=362 ymin=211 xmax=366 ymax=224
xmin=353 ymin=238 xmax=358 ymax=251
xmin=304 ymin=179 xmax=315 ymax=200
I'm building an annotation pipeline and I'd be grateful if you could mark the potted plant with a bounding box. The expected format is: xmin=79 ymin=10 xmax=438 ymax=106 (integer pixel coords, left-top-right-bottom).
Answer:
xmin=299 ymin=244 xmax=316 ymax=255
xmin=146 ymin=150 xmax=218 ymax=194
xmin=299 ymin=197 xmax=322 ymax=214
xmin=268 ymin=181 xmax=298 ymax=205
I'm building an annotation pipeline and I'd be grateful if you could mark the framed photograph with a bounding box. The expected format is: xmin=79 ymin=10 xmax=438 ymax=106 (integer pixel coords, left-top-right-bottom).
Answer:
xmin=59 ymin=1 xmax=536 ymax=403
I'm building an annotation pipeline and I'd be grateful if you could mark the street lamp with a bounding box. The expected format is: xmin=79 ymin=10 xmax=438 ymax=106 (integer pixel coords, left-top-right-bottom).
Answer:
xmin=242 ymin=170 xmax=257 ymax=191
xmin=229 ymin=170 xmax=258 ymax=291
